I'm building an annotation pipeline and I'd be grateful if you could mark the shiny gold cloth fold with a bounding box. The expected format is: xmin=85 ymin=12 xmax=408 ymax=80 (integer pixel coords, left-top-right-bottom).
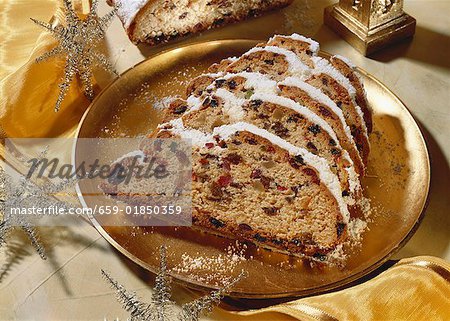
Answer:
xmin=232 ymin=256 xmax=450 ymax=321
xmin=0 ymin=0 xmax=91 ymax=138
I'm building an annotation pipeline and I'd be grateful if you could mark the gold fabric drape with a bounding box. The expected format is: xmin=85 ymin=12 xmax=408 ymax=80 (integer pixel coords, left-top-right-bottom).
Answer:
xmin=0 ymin=1 xmax=449 ymax=320
xmin=232 ymin=257 xmax=450 ymax=321
xmin=0 ymin=0 xmax=91 ymax=138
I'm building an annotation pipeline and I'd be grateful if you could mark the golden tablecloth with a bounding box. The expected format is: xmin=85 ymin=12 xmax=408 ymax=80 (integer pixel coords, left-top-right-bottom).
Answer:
xmin=0 ymin=0 xmax=449 ymax=320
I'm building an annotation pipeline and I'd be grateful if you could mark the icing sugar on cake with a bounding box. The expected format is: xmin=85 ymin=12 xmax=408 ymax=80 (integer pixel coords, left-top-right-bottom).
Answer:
xmin=269 ymin=33 xmax=320 ymax=54
xmin=280 ymin=77 xmax=354 ymax=144
xmin=112 ymin=0 xmax=149 ymax=29
xmin=244 ymin=46 xmax=311 ymax=78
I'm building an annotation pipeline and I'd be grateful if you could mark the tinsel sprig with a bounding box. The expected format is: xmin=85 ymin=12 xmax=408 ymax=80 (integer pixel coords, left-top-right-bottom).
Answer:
xmin=152 ymin=246 xmax=174 ymax=321
xmin=179 ymin=270 xmax=246 ymax=321
xmin=102 ymin=270 xmax=153 ymax=321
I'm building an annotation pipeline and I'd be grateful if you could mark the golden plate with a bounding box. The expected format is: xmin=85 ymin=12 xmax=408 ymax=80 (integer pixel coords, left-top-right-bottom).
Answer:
xmin=75 ymin=40 xmax=430 ymax=298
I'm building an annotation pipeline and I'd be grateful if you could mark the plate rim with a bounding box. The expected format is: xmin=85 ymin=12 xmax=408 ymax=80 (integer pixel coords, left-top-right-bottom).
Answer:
xmin=74 ymin=39 xmax=431 ymax=298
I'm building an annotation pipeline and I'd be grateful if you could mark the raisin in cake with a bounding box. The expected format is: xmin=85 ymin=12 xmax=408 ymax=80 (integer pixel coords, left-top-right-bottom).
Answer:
xmin=101 ymin=34 xmax=372 ymax=262
xmin=109 ymin=0 xmax=293 ymax=45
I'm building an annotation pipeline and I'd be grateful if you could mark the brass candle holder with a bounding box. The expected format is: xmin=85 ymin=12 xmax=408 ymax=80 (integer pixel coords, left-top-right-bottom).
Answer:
xmin=324 ymin=0 xmax=416 ymax=56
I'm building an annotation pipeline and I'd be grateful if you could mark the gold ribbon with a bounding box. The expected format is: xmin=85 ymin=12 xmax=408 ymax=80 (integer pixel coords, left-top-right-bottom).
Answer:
xmin=230 ymin=256 xmax=450 ymax=321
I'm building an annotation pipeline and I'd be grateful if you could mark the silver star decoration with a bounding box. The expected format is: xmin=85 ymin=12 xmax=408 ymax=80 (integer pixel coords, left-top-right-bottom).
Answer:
xmin=0 ymin=150 xmax=80 ymax=260
xmin=31 ymin=0 xmax=118 ymax=112
xmin=103 ymin=246 xmax=246 ymax=321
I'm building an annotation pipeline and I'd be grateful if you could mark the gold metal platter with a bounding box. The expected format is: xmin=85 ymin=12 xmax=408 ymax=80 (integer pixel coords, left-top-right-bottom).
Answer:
xmin=75 ymin=40 xmax=430 ymax=298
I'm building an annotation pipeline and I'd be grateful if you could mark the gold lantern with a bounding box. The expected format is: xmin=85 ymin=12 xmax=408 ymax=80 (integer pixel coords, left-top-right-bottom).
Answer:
xmin=324 ymin=0 xmax=416 ymax=56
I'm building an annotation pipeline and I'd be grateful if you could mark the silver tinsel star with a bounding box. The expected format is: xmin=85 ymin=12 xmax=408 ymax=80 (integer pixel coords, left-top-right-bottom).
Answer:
xmin=31 ymin=0 xmax=118 ymax=112
xmin=0 ymin=151 xmax=79 ymax=260
xmin=103 ymin=246 xmax=246 ymax=321
xmin=0 ymin=167 xmax=45 ymax=259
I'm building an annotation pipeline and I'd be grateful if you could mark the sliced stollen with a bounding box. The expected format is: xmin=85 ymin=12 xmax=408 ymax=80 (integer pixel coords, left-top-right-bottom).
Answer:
xmin=182 ymin=53 xmax=369 ymax=172
xmin=190 ymin=34 xmax=317 ymax=96
xmin=278 ymin=77 xmax=365 ymax=176
xmin=189 ymin=36 xmax=371 ymax=167
xmin=262 ymin=34 xmax=319 ymax=68
xmin=193 ymin=71 xmax=365 ymax=177
xmin=260 ymin=38 xmax=371 ymax=143
xmin=164 ymin=70 xmax=364 ymax=199
xmin=224 ymin=45 xmax=312 ymax=81
xmin=305 ymin=56 xmax=370 ymax=166
xmin=164 ymin=75 xmax=362 ymax=208
xmin=212 ymin=45 xmax=370 ymax=167
xmin=208 ymin=33 xmax=319 ymax=74
xmin=330 ymin=55 xmax=372 ymax=133
xmin=109 ymin=0 xmax=293 ymax=46
xmin=157 ymin=120 xmax=351 ymax=259
xmin=186 ymin=33 xmax=319 ymax=97
xmin=184 ymin=45 xmax=310 ymax=97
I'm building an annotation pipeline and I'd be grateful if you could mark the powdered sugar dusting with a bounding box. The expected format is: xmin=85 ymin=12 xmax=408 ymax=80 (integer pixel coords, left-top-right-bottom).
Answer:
xmin=244 ymin=46 xmax=311 ymax=78
xmin=153 ymin=96 xmax=176 ymax=110
xmin=172 ymin=244 xmax=248 ymax=286
xmin=279 ymin=77 xmax=357 ymax=156
xmin=270 ymin=33 xmax=320 ymax=54
xmin=345 ymin=164 xmax=361 ymax=195
xmin=311 ymin=56 xmax=357 ymax=98
xmin=113 ymin=0 xmax=149 ymax=29
xmin=251 ymin=92 xmax=340 ymax=144
xmin=214 ymin=88 xmax=246 ymax=122
xmin=165 ymin=118 xmax=214 ymax=147
xmin=333 ymin=54 xmax=356 ymax=69
xmin=186 ymin=95 xmax=202 ymax=111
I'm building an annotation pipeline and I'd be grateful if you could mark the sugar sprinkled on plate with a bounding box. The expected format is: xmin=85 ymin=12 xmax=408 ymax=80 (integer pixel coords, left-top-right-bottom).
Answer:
xmin=172 ymin=243 xmax=249 ymax=286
